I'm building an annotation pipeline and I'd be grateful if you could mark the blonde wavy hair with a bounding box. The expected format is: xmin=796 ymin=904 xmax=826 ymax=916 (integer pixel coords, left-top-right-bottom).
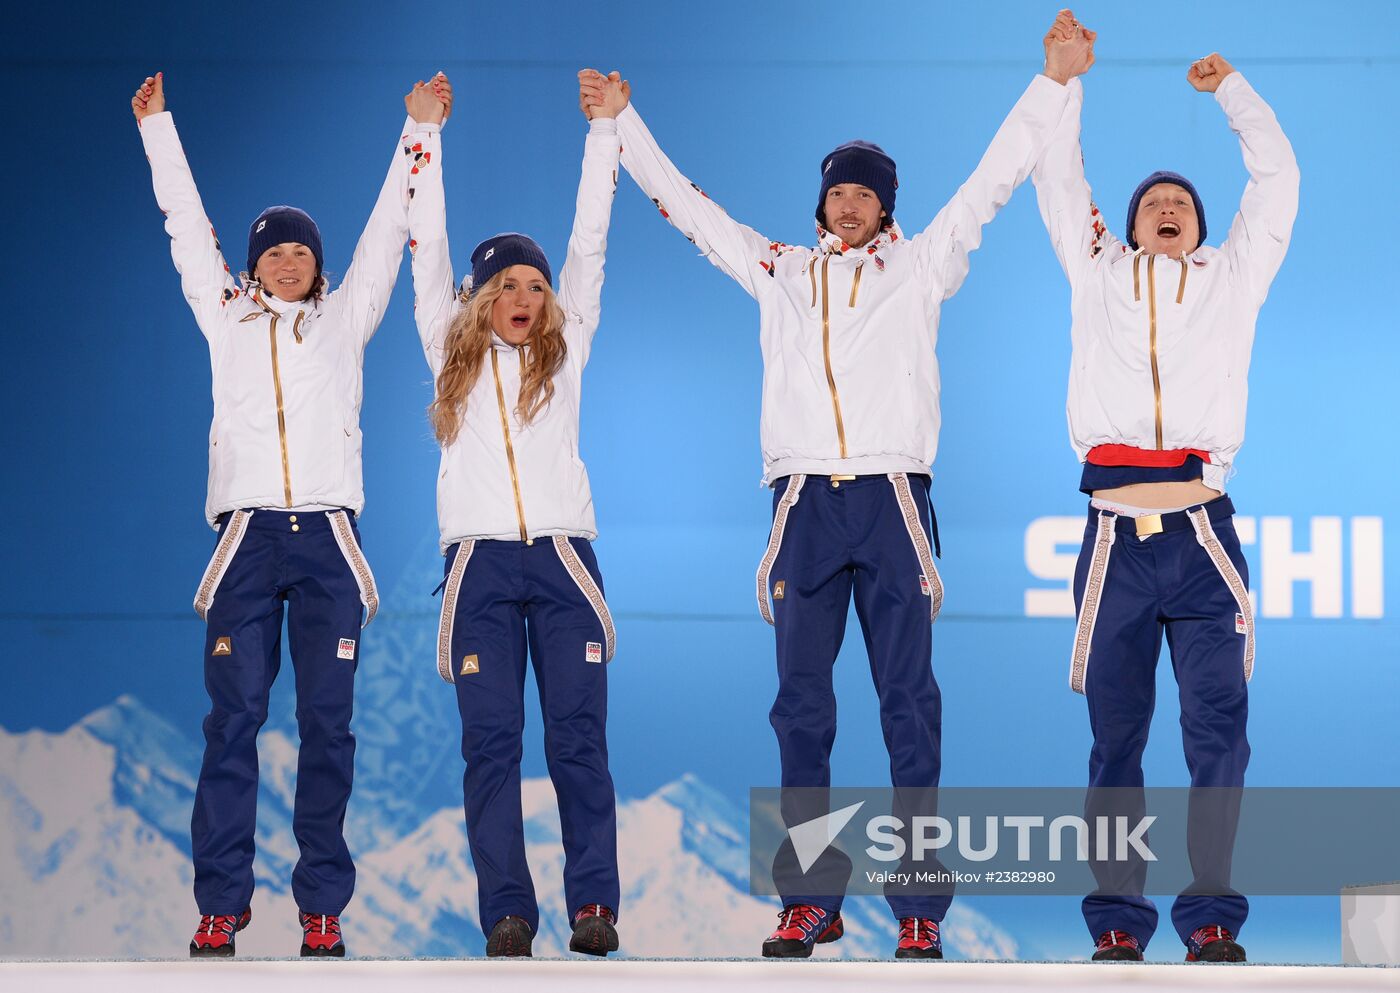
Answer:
xmin=429 ymin=269 xmax=568 ymax=446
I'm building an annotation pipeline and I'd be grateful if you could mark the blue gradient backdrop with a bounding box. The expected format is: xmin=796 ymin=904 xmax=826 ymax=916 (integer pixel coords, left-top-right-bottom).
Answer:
xmin=3 ymin=0 xmax=1397 ymax=962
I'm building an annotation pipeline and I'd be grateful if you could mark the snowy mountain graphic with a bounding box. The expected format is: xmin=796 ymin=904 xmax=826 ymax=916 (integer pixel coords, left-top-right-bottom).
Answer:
xmin=0 ymin=696 xmax=1018 ymax=959
xmin=0 ymin=535 xmax=1021 ymax=957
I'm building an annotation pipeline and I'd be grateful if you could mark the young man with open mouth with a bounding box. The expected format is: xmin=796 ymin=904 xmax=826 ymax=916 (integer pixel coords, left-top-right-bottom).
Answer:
xmin=1032 ymin=32 xmax=1299 ymax=963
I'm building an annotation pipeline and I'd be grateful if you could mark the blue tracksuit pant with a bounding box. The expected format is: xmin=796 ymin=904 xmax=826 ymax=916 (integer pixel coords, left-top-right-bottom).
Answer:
xmin=759 ymin=473 xmax=950 ymax=921
xmin=437 ymin=535 xmax=619 ymax=938
xmin=1071 ymin=496 xmax=1253 ymax=949
xmin=191 ymin=508 xmax=377 ymax=916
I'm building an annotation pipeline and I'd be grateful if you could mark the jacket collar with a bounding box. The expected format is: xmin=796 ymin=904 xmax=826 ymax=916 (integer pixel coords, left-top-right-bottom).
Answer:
xmin=490 ymin=332 xmax=528 ymax=354
xmin=1122 ymin=245 xmax=1205 ymax=264
xmin=249 ymin=282 xmax=312 ymax=317
xmin=815 ymin=220 xmax=903 ymax=263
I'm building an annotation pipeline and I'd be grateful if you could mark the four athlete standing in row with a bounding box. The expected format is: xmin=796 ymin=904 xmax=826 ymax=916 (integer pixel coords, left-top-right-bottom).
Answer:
xmin=133 ymin=6 xmax=1297 ymax=964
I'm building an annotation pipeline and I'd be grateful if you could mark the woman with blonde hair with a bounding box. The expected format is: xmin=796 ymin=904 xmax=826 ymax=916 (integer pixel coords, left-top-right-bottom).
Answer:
xmin=407 ymin=74 xmax=622 ymax=958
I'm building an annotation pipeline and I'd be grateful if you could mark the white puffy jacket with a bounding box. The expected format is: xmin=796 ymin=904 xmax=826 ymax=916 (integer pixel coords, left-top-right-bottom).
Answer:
xmin=615 ymin=75 xmax=1070 ymax=484
xmin=140 ymin=112 xmax=427 ymax=526
xmin=1032 ymin=73 xmax=1299 ymax=491
xmin=409 ymin=119 xmax=619 ymax=551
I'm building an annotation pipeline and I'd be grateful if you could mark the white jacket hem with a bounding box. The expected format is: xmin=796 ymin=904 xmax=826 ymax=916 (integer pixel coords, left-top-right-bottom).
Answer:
xmin=764 ymin=455 xmax=930 ymax=485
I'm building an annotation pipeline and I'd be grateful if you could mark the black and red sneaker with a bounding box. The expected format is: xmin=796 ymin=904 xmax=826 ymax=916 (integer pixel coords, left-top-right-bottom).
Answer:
xmin=486 ymin=915 xmax=534 ymax=957
xmin=895 ymin=917 xmax=943 ymax=959
xmin=299 ymin=912 xmax=346 ymax=957
xmin=1185 ymin=925 xmax=1246 ymax=962
xmin=1092 ymin=929 xmax=1144 ymax=961
xmin=569 ymin=904 xmax=620 ymax=957
xmin=761 ymin=904 xmax=844 ymax=958
xmin=189 ymin=908 xmax=251 ymax=958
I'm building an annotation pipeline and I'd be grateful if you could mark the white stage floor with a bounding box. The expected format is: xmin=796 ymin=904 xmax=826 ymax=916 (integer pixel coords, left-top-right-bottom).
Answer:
xmin=3 ymin=960 xmax=1396 ymax=993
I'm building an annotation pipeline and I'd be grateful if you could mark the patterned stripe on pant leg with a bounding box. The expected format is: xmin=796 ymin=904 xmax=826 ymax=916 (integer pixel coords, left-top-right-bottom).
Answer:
xmin=326 ymin=510 xmax=380 ymax=626
xmin=887 ymin=473 xmax=944 ymax=622
xmin=552 ymin=535 xmax=616 ymax=662
xmin=1188 ymin=508 xmax=1256 ymax=682
xmin=193 ymin=509 xmax=252 ymax=620
xmin=755 ymin=474 xmax=806 ymax=625
xmin=437 ymin=540 xmax=475 ymax=684
xmin=1070 ymin=512 xmax=1117 ymax=694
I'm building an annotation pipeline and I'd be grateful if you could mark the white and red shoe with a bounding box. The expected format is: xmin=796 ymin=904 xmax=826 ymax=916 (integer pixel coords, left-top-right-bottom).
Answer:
xmin=895 ymin=916 xmax=943 ymax=959
xmin=299 ymin=912 xmax=345 ymax=957
xmin=1092 ymin=929 xmax=1144 ymax=961
xmin=189 ymin=908 xmax=251 ymax=958
xmin=1185 ymin=925 xmax=1245 ymax=962
xmin=569 ymin=904 xmax=620 ymax=957
xmin=761 ymin=904 xmax=844 ymax=958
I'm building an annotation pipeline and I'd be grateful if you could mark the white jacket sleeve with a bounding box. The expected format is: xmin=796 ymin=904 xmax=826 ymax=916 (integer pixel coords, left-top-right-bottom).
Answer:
xmin=1032 ymin=77 xmax=1122 ymax=290
xmin=1215 ymin=72 xmax=1300 ymax=305
xmin=558 ymin=117 xmax=622 ymax=368
xmin=138 ymin=112 xmax=240 ymax=338
xmin=404 ymin=120 xmax=458 ymax=376
xmin=328 ymin=116 xmax=423 ymax=349
xmin=913 ymin=74 xmax=1071 ymax=301
xmin=616 ymin=104 xmax=774 ymax=300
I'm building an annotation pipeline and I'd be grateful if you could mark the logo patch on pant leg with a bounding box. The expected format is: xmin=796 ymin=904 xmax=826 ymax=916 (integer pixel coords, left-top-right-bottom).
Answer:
xmin=1235 ymin=613 xmax=1247 ymax=635
xmin=919 ymin=575 xmax=931 ymax=596
xmin=337 ymin=638 xmax=356 ymax=660
xmin=773 ymin=580 xmax=786 ymax=600
xmin=460 ymin=654 xmax=480 ymax=675
xmin=212 ymin=636 xmax=232 ymax=656
xmin=586 ymin=641 xmax=603 ymax=664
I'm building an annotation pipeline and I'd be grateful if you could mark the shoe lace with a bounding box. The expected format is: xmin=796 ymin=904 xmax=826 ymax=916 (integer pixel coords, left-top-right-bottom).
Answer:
xmin=899 ymin=917 xmax=939 ymax=944
xmin=778 ymin=904 xmax=826 ymax=933
xmin=1189 ymin=925 xmax=1233 ymax=947
xmin=300 ymin=913 xmax=341 ymax=937
xmin=573 ymin=904 xmax=616 ymax=926
xmin=1097 ymin=929 xmax=1140 ymax=950
xmin=198 ymin=914 xmax=240 ymax=937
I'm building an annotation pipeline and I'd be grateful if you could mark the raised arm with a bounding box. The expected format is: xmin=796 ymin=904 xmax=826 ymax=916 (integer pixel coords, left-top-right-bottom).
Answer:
xmin=1032 ymin=16 xmax=1119 ymax=290
xmin=404 ymin=75 xmax=458 ymax=373
xmin=1197 ymin=56 xmax=1300 ymax=303
xmin=331 ymin=75 xmax=452 ymax=350
xmin=134 ymin=73 xmax=241 ymax=337
xmin=583 ymin=70 xmax=775 ymax=300
xmin=912 ymin=12 xmax=1088 ymax=300
xmin=557 ymin=72 xmax=624 ymax=365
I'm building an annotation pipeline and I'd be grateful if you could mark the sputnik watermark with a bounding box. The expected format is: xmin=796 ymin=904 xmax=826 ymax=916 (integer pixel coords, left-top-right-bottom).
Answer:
xmin=863 ymin=814 xmax=1157 ymax=863
xmin=789 ymin=807 xmax=1157 ymax=867
xmin=752 ymin=786 xmax=1400 ymax=896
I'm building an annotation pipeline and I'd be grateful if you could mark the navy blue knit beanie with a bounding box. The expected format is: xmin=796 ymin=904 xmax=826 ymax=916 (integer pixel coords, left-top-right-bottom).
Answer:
xmin=247 ymin=206 xmax=323 ymax=275
xmin=469 ymin=233 xmax=552 ymax=295
xmin=816 ymin=140 xmax=898 ymax=228
xmin=1125 ymin=171 xmax=1206 ymax=250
